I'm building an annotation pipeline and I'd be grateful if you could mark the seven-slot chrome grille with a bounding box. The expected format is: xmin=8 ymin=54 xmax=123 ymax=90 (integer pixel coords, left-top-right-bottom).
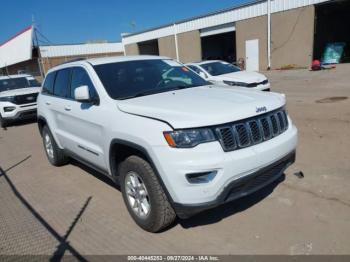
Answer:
xmin=215 ymin=108 xmax=289 ymax=152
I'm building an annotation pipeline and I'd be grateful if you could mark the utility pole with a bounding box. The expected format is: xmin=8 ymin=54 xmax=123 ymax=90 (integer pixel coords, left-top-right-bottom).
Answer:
xmin=32 ymin=15 xmax=45 ymax=78
xmin=130 ymin=21 xmax=136 ymax=32
xmin=267 ymin=0 xmax=271 ymax=70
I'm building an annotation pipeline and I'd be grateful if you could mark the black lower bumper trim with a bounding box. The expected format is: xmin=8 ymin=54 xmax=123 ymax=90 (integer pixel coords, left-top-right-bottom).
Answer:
xmin=173 ymin=151 xmax=296 ymax=219
xmin=5 ymin=109 xmax=37 ymax=121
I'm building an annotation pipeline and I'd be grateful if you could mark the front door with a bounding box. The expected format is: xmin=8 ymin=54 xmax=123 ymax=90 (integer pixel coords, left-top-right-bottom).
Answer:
xmin=60 ymin=67 xmax=106 ymax=170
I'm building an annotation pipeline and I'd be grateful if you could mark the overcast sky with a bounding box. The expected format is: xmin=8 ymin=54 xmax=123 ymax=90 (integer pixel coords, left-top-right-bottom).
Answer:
xmin=0 ymin=0 xmax=251 ymax=45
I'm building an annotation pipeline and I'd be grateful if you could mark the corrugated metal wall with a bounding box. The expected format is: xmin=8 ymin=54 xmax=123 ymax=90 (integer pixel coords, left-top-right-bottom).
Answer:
xmin=122 ymin=0 xmax=331 ymax=45
xmin=39 ymin=42 xmax=124 ymax=58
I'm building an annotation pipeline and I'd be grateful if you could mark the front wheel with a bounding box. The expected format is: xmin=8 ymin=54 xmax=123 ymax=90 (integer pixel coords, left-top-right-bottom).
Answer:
xmin=119 ymin=155 xmax=176 ymax=232
xmin=42 ymin=125 xmax=68 ymax=166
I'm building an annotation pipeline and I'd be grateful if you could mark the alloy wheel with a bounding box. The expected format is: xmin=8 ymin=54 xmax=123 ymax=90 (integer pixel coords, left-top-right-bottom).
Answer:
xmin=125 ymin=171 xmax=151 ymax=219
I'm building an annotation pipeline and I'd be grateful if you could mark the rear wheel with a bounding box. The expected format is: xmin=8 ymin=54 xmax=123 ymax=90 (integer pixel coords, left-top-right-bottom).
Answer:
xmin=119 ymin=155 xmax=176 ymax=232
xmin=0 ymin=114 xmax=7 ymax=128
xmin=42 ymin=125 xmax=68 ymax=166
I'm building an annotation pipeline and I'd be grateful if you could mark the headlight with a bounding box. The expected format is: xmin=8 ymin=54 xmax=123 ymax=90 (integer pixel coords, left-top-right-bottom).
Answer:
xmin=0 ymin=96 xmax=15 ymax=102
xmin=163 ymin=128 xmax=216 ymax=148
xmin=223 ymin=81 xmax=248 ymax=87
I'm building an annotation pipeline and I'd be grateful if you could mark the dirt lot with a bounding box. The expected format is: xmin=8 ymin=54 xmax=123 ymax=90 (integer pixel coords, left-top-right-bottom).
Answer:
xmin=0 ymin=65 xmax=349 ymax=256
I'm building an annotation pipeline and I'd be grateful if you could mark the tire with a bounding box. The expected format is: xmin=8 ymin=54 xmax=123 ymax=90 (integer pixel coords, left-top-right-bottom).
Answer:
xmin=42 ymin=125 xmax=68 ymax=166
xmin=0 ymin=114 xmax=7 ymax=128
xmin=119 ymin=155 xmax=176 ymax=232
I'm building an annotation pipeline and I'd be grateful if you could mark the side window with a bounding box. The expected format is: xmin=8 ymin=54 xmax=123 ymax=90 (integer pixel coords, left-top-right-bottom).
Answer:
xmin=70 ymin=67 xmax=97 ymax=99
xmin=42 ymin=72 xmax=56 ymax=95
xmin=196 ymin=66 xmax=208 ymax=78
xmin=189 ymin=65 xmax=202 ymax=75
xmin=53 ymin=69 xmax=71 ymax=98
xmin=28 ymin=79 xmax=41 ymax=87
xmin=188 ymin=66 xmax=197 ymax=73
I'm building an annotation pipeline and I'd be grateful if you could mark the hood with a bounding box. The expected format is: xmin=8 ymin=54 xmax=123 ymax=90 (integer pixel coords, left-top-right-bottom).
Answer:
xmin=0 ymin=87 xmax=41 ymax=98
xmin=117 ymin=85 xmax=285 ymax=129
xmin=217 ymin=71 xmax=267 ymax=84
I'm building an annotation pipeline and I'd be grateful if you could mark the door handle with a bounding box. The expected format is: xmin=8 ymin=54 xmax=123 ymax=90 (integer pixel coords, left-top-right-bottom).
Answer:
xmin=64 ymin=106 xmax=72 ymax=111
xmin=45 ymin=102 xmax=51 ymax=105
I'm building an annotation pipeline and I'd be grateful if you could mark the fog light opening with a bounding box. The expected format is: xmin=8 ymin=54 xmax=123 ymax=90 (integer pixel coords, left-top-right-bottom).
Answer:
xmin=186 ymin=171 xmax=217 ymax=184
xmin=4 ymin=107 xmax=16 ymax=112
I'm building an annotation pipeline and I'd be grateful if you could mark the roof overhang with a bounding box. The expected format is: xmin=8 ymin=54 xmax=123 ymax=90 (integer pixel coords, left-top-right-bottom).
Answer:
xmin=39 ymin=42 xmax=124 ymax=58
xmin=0 ymin=26 xmax=33 ymax=68
xmin=200 ymin=23 xmax=235 ymax=37
xmin=122 ymin=0 xmax=332 ymax=45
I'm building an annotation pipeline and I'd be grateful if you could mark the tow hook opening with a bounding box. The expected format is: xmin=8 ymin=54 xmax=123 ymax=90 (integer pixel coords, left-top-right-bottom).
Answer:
xmin=4 ymin=107 xmax=16 ymax=112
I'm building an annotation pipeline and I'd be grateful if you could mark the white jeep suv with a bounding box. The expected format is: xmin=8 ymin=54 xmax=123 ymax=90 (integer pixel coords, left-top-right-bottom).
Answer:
xmin=37 ymin=56 xmax=297 ymax=232
xmin=0 ymin=74 xmax=41 ymax=128
xmin=186 ymin=60 xmax=270 ymax=91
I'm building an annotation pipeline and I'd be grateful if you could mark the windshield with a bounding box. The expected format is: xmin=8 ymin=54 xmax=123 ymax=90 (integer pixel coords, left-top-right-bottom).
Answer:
xmin=200 ymin=61 xmax=241 ymax=76
xmin=93 ymin=59 xmax=210 ymax=100
xmin=0 ymin=77 xmax=32 ymax=92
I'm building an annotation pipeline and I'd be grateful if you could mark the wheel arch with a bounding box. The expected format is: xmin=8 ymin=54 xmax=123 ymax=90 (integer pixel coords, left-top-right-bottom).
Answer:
xmin=37 ymin=116 xmax=47 ymax=136
xmin=108 ymin=139 xmax=175 ymax=204
xmin=109 ymin=139 xmax=152 ymax=179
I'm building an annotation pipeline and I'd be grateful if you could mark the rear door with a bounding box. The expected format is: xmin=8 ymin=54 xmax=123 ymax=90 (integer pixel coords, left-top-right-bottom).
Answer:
xmin=48 ymin=68 xmax=73 ymax=148
xmin=38 ymin=72 xmax=59 ymax=142
xmin=59 ymin=67 xmax=106 ymax=170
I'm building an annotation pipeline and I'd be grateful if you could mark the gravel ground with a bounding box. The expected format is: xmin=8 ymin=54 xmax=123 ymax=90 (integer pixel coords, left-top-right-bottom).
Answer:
xmin=0 ymin=64 xmax=349 ymax=256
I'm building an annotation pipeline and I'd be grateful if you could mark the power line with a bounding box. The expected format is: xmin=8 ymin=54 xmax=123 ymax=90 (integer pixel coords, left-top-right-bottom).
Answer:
xmin=37 ymin=39 xmax=52 ymax=45
xmin=35 ymin=28 xmax=54 ymax=45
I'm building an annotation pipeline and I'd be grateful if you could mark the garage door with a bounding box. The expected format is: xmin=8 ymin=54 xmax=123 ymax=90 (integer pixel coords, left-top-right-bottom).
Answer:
xmin=200 ymin=23 xmax=235 ymax=38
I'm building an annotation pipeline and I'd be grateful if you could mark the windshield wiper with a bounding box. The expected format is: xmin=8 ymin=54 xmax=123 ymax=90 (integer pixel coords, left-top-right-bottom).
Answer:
xmin=173 ymin=84 xmax=210 ymax=89
xmin=119 ymin=84 xmax=206 ymax=100
xmin=172 ymin=85 xmax=189 ymax=90
xmin=119 ymin=89 xmax=162 ymax=100
xmin=122 ymin=86 xmax=190 ymax=99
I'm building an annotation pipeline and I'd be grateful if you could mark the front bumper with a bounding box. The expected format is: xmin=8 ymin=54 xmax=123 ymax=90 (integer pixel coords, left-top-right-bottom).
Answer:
xmin=173 ymin=150 xmax=295 ymax=218
xmin=5 ymin=109 xmax=37 ymax=121
xmin=151 ymin=123 xmax=297 ymax=209
xmin=1 ymin=102 xmax=37 ymax=121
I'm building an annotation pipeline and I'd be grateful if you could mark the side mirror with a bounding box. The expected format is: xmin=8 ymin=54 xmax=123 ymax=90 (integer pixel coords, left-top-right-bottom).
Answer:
xmin=199 ymin=72 xmax=207 ymax=79
xmin=74 ymin=85 xmax=91 ymax=103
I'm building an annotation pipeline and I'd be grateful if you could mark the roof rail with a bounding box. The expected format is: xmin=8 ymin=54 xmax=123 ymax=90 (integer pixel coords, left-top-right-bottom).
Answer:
xmin=57 ymin=58 xmax=87 ymax=66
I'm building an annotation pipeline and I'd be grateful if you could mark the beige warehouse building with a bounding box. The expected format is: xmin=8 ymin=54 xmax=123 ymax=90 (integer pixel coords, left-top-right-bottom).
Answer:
xmin=122 ymin=0 xmax=350 ymax=71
